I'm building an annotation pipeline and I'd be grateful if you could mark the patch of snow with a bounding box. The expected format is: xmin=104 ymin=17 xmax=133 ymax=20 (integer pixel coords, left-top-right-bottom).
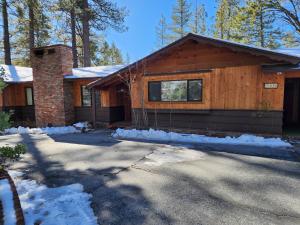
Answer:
xmin=73 ymin=121 xmax=89 ymax=129
xmin=145 ymin=145 xmax=205 ymax=166
xmin=9 ymin=171 xmax=97 ymax=225
xmin=0 ymin=179 xmax=16 ymax=225
xmin=113 ymin=128 xmax=292 ymax=148
xmin=276 ymin=48 xmax=300 ymax=57
xmin=0 ymin=64 xmax=32 ymax=83
xmin=4 ymin=122 xmax=89 ymax=135
xmin=65 ymin=65 xmax=125 ymax=79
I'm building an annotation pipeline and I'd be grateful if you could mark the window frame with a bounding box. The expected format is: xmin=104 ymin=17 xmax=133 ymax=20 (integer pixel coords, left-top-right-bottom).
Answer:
xmin=148 ymin=79 xmax=203 ymax=103
xmin=81 ymin=85 xmax=92 ymax=107
xmin=25 ymin=87 xmax=34 ymax=106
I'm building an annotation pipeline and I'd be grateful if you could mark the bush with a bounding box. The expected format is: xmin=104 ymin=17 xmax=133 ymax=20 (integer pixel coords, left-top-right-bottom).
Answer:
xmin=0 ymin=111 xmax=11 ymax=132
xmin=0 ymin=144 xmax=26 ymax=170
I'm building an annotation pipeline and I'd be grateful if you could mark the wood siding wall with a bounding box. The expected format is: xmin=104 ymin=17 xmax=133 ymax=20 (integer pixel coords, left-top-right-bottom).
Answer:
xmin=130 ymin=65 xmax=285 ymax=111
xmin=2 ymin=83 xmax=33 ymax=106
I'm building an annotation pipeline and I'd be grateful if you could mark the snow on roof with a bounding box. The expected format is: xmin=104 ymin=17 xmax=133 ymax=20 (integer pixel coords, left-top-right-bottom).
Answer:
xmin=275 ymin=48 xmax=300 ymax=57
xmin=65 ymin=65 xmax=125 ymax=79
xmin=0 ymin=64 xmax=32 ymax=83
xmin=0 ymin=64 xmax=125 ymax=83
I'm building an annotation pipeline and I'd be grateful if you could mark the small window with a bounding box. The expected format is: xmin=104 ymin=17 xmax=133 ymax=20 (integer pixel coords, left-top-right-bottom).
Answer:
xmin=149 ymin=82 xmax=161 ymax=101
xmin=148 ymin=79 xmax=202 ymax=102
xmin=188 ymin=80 xmax=202 ymax=101
xmin=25 ymin=87 xmax=34 ymax=106
xmin=81 ymin=86 xmax=92 ymax=106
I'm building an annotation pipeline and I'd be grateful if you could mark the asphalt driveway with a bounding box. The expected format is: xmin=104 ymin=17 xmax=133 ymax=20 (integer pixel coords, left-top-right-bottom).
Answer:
xmin=1 ymin=130 xmax=300 ymax=225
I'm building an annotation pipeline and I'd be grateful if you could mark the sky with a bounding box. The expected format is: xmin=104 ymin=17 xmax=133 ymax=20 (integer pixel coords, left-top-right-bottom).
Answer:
xmin=105 ymin=0 xmax=217 ymax=62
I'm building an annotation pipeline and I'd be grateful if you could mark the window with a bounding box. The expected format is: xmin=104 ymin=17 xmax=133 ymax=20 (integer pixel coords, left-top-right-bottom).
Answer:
xmin=25 ymin=87 xmax=34 ymax=106
xmin=81 ymin=86 xmax=92 ymax=106
xmin=148 ymin=79 xmax=202 ymax=102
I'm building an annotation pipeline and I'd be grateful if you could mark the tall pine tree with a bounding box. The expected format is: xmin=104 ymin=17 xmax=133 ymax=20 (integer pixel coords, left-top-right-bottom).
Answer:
xmin=155 ymin=14 xmax=168 ymax=48
xmin=190 ymin=1 xmax=207 ymax=35
xmin=1 ymin=0 xmax=12 ymax=65
xmin=170 ymin=0 xmax=192 ymax=40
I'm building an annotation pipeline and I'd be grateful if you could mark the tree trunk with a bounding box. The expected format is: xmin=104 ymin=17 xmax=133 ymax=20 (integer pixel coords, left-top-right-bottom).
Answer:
xmin=71 ymin=7 xmax=78 ymax=68
xmin=28 ymin=0 xmax=35 ymax=66
xmin=2 ymin=0 xmax=11 ymax=65
xmin=82 ymin=0 xmax=91 ymax=67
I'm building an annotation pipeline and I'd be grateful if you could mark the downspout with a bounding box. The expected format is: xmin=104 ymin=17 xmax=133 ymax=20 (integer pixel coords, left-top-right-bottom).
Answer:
xmin=91 ymin=88 xmax=96 ymax=128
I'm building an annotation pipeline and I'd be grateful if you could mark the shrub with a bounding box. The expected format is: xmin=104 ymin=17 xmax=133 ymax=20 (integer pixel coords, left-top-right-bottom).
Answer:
xmin=0 ymin=111 xmax=11 ymax=131
xmin=0 ymin=144 xmax=26 ymax=170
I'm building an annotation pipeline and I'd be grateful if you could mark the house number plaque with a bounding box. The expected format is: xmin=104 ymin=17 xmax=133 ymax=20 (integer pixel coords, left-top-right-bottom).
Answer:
xmin=264 ymin=83 xmax=278 ymax=89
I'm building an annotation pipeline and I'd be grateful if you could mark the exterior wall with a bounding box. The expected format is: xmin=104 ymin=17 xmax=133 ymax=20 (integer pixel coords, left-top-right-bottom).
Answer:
xmin=73 ymin=79 xmax=97 ymax=122
xmin=0 ymin=82 xmax=35 ymax=126
xmin=127 ymin=40 xmax=287 ymax=134
xmin=32 ymin=45 xmax=74 ymax=127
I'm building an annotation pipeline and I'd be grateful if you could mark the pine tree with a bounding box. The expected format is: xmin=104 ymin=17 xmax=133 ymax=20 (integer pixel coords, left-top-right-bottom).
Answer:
xmin=214 ymin=0 xmax=240 ymax=40
xmin=282 ymin=32 xmax=300 ymax=47
xmin=96 ymin=41 xmax=123 ymax=65
xmin=155 ymin=14 xmax=168 ymax=48
xmin=1 ymin=0 xmax=12 ymax=65
xmin=190 ymin=1 xmax=207 ymax=35
xmin=170 ymin=0 xmax=192 ymax=40
xmin=240 ymin=0 xmax=281 ymax=48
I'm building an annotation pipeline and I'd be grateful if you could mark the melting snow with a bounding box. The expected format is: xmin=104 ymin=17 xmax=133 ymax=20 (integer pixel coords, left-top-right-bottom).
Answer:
xmin=113 ymin=128 xmax=292 ymax=148
xmin=0 ymin=179 xmax=16 ymax=225
xmin=4 ymin=122 xmax=88 ymax=135
xmin=9 ymin=171 xmax=97 ymax=225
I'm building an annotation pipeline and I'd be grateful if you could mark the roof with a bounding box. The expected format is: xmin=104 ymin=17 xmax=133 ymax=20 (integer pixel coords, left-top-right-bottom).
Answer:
xmin=88 ymin=33 xmax=300 ymax=88
xmin=0 ymin=64 xmax=124 ymax=83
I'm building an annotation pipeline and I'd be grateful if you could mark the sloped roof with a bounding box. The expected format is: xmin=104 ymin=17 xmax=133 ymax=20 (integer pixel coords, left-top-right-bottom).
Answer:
xmin=0 ymin=64 xmax=125 ymax=83
xmin=88 ymin=33 xmax=300 ymax=88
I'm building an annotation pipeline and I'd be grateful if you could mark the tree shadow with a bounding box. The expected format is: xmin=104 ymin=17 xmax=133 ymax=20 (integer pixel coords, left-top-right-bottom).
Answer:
xmin=116 ymin=137 xmax=298 ymax=162
xmin=11 ymin=133 xmax=174 ymax=225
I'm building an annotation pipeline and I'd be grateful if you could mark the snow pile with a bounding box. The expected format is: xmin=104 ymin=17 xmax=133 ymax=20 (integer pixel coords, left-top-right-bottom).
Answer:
xmin=145 ymin=145 xmax=205 ymax=166
xmin=9 ymin=171 xmax=97 ymax=225
xmin=4 ymin=122 xmax=89 ymax=135
xmin=0 ymin=64 xmax=33 ymax=83
xmin=0 ymin=179 xmax=17 ymax=225
xmin=113 ymin=128 xmax=292 ymax=148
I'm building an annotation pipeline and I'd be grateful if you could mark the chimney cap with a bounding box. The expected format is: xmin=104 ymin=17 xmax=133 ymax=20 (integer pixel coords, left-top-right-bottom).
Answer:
xmin=31 ymin=44 xmax=72 ymax=51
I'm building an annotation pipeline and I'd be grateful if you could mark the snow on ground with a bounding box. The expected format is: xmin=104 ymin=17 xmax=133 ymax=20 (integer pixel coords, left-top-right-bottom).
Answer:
xmin=113 ymin=128 xmax=292 ymax=148
xmin=4 ymin=122 xmax=88 ymax=135
xmin=145 ymin=144 xmax=205 ymax=166
xmin=9 ymin=171 xmax=97 ymax=225
xmin=0 ymin=179 xmax=16 ymax=225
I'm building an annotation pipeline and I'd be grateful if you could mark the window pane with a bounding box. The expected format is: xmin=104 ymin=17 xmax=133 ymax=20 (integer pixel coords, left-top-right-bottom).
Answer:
xmin=81 ymin=86 xmax=91 ymax=106
xmin=26 ymin=88 xmax=33 ymax=106
xmin=188 ymin=80 xmax=202 ymax=101
xmin=162 ymin=80 xmax=187 ymax=101
xmin=149 ymin=82 xmax=161 ymax=101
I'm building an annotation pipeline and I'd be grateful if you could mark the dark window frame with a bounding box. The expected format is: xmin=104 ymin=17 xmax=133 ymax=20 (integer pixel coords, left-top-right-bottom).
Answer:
xmin=81 ymin=85 xmax=92 ymax=107
xmin=148 ymin=79 xmax=203 ymax=103
xmin=25 ymin=87 xmax=34 ymax=106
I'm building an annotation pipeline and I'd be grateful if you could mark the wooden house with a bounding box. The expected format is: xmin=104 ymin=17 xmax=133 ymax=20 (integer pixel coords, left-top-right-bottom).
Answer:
xmin=88 ymin=33 xmax=300 ymax=134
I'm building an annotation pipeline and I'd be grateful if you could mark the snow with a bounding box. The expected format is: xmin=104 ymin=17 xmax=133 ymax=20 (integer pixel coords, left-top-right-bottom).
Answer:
xmin=0 ymin=179 xmax=16 ymax=225
xmin=0 ymin=64 xmax=125 ymax=83
xmin=9 ymin=171 xmax=97 ymax=225
xmin=65 ymin=65 xmax=125 ymax=79
xmin=0 ymin=64 xmax=32 ymax=83
xmin=276 ymin=48 xmax=300 ymax=57
xmin=145 ymin=144 xmax=205 ymax=166
xmin=113 ymin=128 xmax=292 ymax=148
xmin=4 ymin=122 xmax=89 ymax=135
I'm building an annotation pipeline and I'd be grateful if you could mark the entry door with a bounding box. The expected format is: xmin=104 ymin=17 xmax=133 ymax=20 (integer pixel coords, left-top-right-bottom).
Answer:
xmin=283 ymin=78 xmax=300 ymax=127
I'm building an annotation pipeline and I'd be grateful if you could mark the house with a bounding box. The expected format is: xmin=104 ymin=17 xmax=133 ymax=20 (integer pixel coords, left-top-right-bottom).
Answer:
xmin=88 ymin=33 xmax=300 ymax=135
xmin=0 ymin=44 xmax=124 ymax=127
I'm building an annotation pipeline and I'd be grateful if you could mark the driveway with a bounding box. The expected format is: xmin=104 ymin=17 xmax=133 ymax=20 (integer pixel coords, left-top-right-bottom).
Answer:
xmin=1 ymin=130 xmax=300 ymax=225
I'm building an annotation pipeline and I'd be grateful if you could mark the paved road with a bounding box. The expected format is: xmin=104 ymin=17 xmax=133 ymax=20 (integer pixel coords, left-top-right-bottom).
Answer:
xmin=1 ymin=130 xmax=300 ymax=225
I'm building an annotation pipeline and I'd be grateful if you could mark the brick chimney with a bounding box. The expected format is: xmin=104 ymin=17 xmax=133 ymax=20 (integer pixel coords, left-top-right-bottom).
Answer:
xmin=31 ymin=45 xmax=74 ymax=127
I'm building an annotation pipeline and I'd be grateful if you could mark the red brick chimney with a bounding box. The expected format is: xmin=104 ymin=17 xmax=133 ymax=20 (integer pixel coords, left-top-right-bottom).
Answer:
xmin=31 ymin=45 xmax=74 ymax=127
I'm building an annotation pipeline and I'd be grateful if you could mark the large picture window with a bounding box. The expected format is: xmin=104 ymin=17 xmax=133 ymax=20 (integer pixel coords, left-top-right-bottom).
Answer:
xmin=81 ymin=86 xmax=92 ymax=106
xmin=25 ymin=87 xmax=34 ymax=106
xmin=148 ymin=79 xmax=202 ymax=102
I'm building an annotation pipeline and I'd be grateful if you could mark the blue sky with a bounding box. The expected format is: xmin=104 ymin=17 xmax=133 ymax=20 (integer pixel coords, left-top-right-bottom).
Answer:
xmin=106 ymin=0 xmax=217 ymax=62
